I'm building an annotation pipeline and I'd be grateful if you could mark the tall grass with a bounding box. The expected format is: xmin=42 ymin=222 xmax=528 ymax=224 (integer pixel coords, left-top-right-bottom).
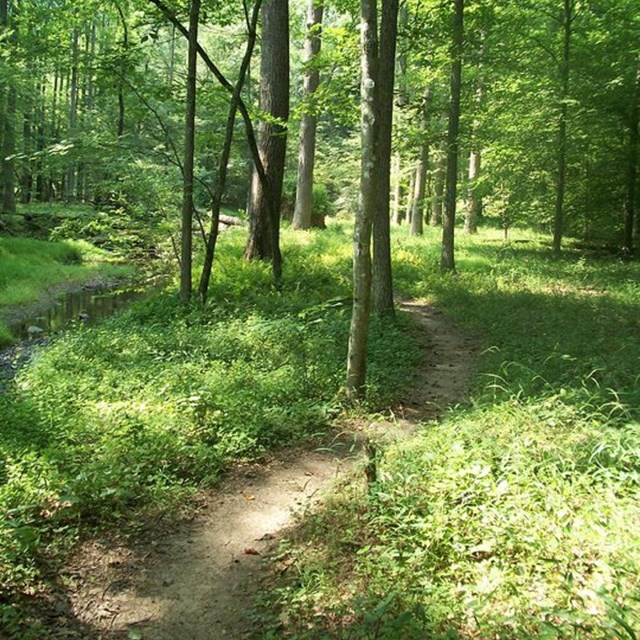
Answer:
xmin=258 ymin=226 xmax=640 ymax=639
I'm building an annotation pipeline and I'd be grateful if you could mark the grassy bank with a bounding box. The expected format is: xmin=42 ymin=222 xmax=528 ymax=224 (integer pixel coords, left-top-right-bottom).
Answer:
xmin=257 ymin=227 xmax=640 ymax=639
xmin=0 ymin=236 xmax=132 ymax=345
xmin=0 ymin=226 xmax=420 ymax=637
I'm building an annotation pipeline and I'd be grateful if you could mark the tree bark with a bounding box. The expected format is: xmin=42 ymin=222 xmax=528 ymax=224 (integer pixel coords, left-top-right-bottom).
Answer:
xmin=405 ymin=166 xmax=415 ymax=224
xmin=65 ymin=29 xmax=79 ymax=202
xmin=292 ymin=1 xmax=324 ymax=231
xmin=411 ymin=143 xmax=428 ymax=236
xmin=1 ymin=0 xmax=16 ymax=214
xmin=372 ymin=0 xmax=399 ymax=316
xmin=441 ymin=0 xmax=463 ymax=272
xmin=244 ymin=0 xmax=290 ymax=284
xmin=552 ymin=0 xmax=572 ymax=256
xmin=346 ymin=0 xmax=378 ymax=401
xmin=392 ymin=153 xmax=403 ymax=224
xmin=430 ymin=153 xmax=445 ymax=226
xmin=464 ymin=148 xmax=481 ymax=233
xmin=116 ymin=4 xmax=129 ymax=137
xmin=180 ymin=0 xmax=201 ymax=304
xmin=623 ymin=61 xmax=639 ymax=254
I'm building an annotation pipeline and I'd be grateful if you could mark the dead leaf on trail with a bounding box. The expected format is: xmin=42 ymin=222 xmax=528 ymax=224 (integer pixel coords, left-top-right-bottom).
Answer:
xmin=244 ymin=548 xmax=261 ymax=556
xmin=242 ymin=493 xmax=256 ymax=501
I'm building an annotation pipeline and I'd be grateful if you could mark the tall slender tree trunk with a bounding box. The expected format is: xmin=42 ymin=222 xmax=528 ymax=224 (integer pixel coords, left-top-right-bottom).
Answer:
xmin=441 ymin=0 xmax=464 ymax=272
xmin=1 ymin=85 xmax=16 ymax=214
xmin=464 ymin=148 xmax=481 ymax=233
xmin=411 ymin=144 xmax=428 ymax=236
xmin=405 ymin=166 xmax=415 ymax=224
xmin=553 ymin=0 xmax=573 ymax=255
xmin=21 ymin=99 xmax=33 ymax=204
xmin=116 ymin=5 xmax=129 ymax=137
xmin=372 ymin=0 xmax=399 ymax=315
xmin=35 ymin=73 xmax=46 ymax=202
xmin=431 ymin=153 xmax=445 ymax=226
xmin=623 ymin=61 xmax=640 ymax=254
xmin=168 ymin=25 xmax=176 ymax=86
xmin=180 ymin=0 xmax=201 ymax=304
xmin=292 ymin=1 xmax=324 ymax=231
xmin=65 ymin=29 xmax=79 ymax=202
xmin=346 ymin=0 xmax=378 ymax=401
xmin=1 ymin=0 xmax=16 ymax=214
xmin=392 ymin=153 xmax=402 ymax=224
xmin=244 ymin=0 xmax=290 ymax=284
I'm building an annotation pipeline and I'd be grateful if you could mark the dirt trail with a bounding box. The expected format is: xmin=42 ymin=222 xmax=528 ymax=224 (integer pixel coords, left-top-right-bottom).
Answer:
xmin=49 ymin=301 xmax=477 ymax=640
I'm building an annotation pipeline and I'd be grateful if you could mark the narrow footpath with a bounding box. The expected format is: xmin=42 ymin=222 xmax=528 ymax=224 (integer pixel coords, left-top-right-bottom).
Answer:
xmin=45 ymin=300 xmax=477 ymax=640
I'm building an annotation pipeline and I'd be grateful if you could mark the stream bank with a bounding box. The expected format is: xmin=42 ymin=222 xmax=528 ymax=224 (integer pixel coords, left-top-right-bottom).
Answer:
xmin=0 ymin=272 xmax=165 ymax=389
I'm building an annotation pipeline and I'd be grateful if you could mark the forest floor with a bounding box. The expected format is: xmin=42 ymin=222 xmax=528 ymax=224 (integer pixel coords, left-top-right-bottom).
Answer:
xmin=37 ymin=300 xmax=477 ymax=640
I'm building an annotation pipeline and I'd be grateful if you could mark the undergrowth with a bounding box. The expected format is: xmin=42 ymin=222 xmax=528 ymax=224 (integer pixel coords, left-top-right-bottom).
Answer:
xmin=257 ymin=226 xmax=640 ymax=639
xmin=0 ymin=225 xmax=419 ymax=636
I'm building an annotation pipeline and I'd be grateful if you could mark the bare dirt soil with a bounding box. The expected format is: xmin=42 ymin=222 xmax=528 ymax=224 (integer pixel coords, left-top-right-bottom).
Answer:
xmin=35 ymin=300 xmax=478 ymax=640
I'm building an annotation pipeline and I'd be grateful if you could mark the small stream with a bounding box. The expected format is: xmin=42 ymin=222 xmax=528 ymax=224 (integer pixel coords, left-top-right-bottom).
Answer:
xmin=12 ymin=285 xmax=148 ymax=339
xmin=1 ymin=282 xmax=156 ymax=390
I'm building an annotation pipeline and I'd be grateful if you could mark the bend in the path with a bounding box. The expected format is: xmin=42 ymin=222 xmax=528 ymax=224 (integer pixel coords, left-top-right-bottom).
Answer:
xmin=51 ymin=301 xmax=477 ymax=640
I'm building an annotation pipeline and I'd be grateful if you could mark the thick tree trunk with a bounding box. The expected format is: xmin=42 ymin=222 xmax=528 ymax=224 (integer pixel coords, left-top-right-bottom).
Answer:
xmin=346 ymin=0 xmax=378 ymax=401
xmin=292 ymin=1 xmax=323 ymax=231
xmin=411 ymin=144 xmax=428 ymax=236
xmin=430 ymin=154 xmax=445 ymax=226
xmin=244 ymin=0 xmax=290 ymax=284
xmin=623 ymin=62 xmax=640 ymax=254
xmin=198 ymin=0 xmax=261 ymax=303
xmin=441 ymin=0 xmax=463 ymax=272
xmin=372 ymin=0 xmax=398 ymax=316
xmin=180 ymin=0 xmax=201 ymax=304
xmin=553 ymin=0 xmax=572 ymax=255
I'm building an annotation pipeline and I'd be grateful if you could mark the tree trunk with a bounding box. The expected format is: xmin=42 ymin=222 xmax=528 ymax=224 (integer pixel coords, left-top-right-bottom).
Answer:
xmin=21 ymin=102 xmax=32 ymax=204
xmin=441 ymin=0 xmax=464 ymax=272
xmin=180 ymin=0 xmax=201 ymax=304
xmin=65 ymin=29 xmax=79 ymax=202
xmin=623 ymin=61 xmax=639 ymax=254
xmin=147 ymin=0 xmax=274 ymax=279
xmin=292 ymin=1 xmax=324 ymax=231
xmin=116 ymin=5 xmax=129 ymax=137
xmin=372 ymin=0 xmax=399 ymax=316
xmin=464 ymin=148 xmax=481 ymax=233
xmin=411 ymin=144 xmax=428 ymax=236
xmin=198 ymin=0 xmax=262 ymax=303
xmin=430 ymin=154 xmax=445 ymax=226
xmin=1 ymin=0 xmax=16 ymax=214
xmin=392 ymin=153 xmax=402 ymax=224
xmin=244 ymin=0 xmax=290 ymax=284
xmin=346 ymin=0 xmax=378 ymax=401
xmin=405 ymin=166 xmax=414 ymax=224
xmin=553 ymin=0 xmax=572 ymax=256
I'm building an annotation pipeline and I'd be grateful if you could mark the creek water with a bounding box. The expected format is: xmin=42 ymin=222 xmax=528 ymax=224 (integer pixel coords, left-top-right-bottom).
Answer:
xmin=1 ymin=281 xmax=156 ymax=389
xmin=11 ymin=284 xmax=148 ymax=339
